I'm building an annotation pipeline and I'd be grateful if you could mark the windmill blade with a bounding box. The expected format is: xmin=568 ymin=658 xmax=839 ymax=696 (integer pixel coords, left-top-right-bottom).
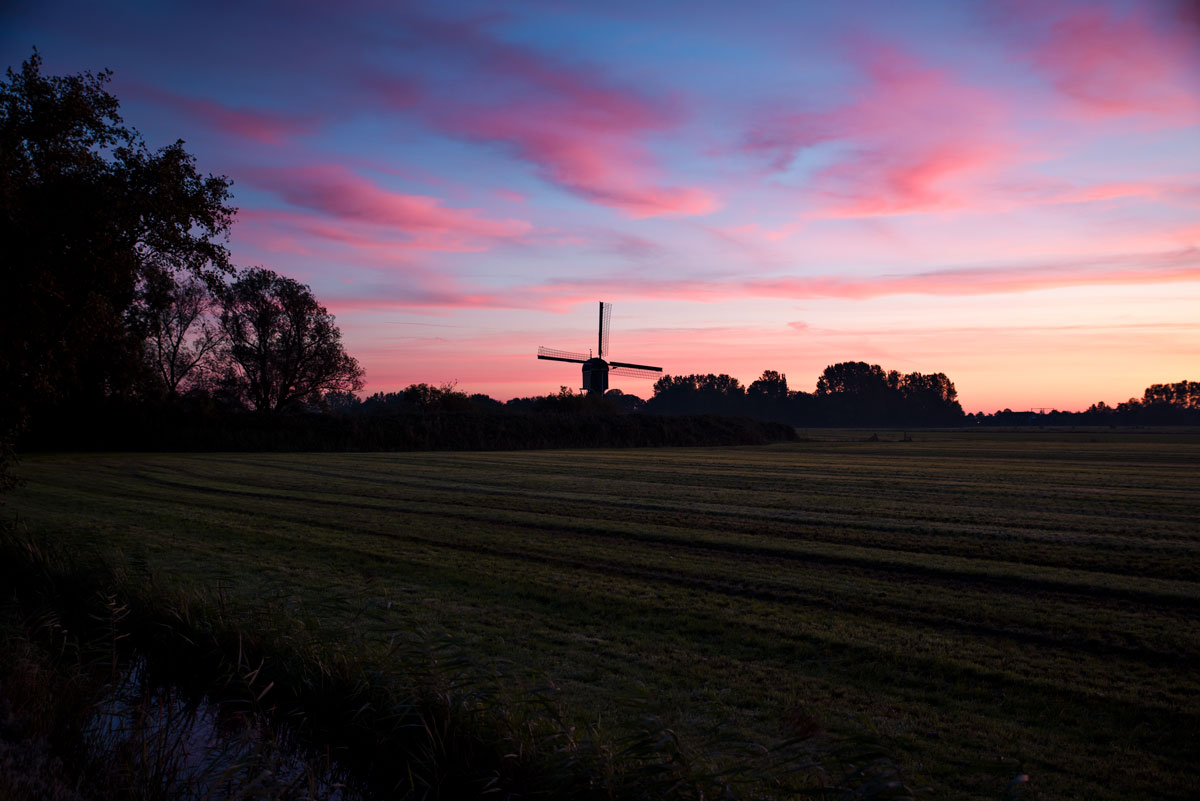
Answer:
xmin=610 ymin=365 xmax=662 ymax=380
xmin=598 ymin=301 xmax=612 ymax=360
xmin=609 ymin=360 xmax=662 ymax=372
xmin=538 ymin=345 xmax=588 ymax=364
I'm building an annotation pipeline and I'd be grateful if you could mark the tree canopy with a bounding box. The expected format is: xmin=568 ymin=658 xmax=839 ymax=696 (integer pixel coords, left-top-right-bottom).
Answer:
xmin=643 ymin=362 xmax=963 ymax=426
xmin=0 ymin=50 xmax=234 ymax=443
xmin=220 ymin=267 xmax=364 ymax=412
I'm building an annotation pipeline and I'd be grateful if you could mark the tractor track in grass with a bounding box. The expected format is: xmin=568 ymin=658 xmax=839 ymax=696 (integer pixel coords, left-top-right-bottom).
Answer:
xmin=56 ymin=475 xmax=1200 ymax=671
xmin=231 ymin=455 xmax=1200 ymax=532
xmin=103 ymin=457 xmax=1200 ymax=579
xmin=115 ymin=471 xmax=1200 ymax=615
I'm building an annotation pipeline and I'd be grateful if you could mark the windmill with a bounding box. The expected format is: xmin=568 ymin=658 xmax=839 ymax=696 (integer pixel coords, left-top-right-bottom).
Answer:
xmin=537 ymin=302 xmax=662 ymax=395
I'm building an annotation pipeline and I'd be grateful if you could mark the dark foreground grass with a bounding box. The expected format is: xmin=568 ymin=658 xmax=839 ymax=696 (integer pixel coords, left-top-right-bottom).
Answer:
xmin=0 ymin=528 xmax=927 ymax=800
xmin=5 ymin=430 xmax=1199 ymax=799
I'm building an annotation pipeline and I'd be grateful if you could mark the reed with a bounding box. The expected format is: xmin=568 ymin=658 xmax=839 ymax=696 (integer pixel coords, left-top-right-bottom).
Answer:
xmin=0 ymin=522 xmax=932 ymax=800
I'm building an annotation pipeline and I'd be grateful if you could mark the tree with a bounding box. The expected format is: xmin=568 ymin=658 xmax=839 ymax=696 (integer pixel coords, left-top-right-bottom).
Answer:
xmin=604 ymin=388 xmax=644 ymax=413
xmin=322 ymin=390 xmax=362 ymax=413
xmin=748 ymin=370 xmax=788 ymax=400
xmin=898 ymin=372 xmax=962 ymax=425
xmin=140 ymin=273 xmax=225 ymax=397
xmin=220 ymin=267 xmax=364 ymax=412
xmin=468 ymin=393 xmax=504 ymax=412
xmin=401 ymin=381 xmax=475 ymax=413
xmin=696 ymin=373 xmax=745 ymax=399
xmin=1 ymin=50 xmax=233 ymax=447
xmin=1142 ymin=380 xmax=1200 ymax=409
xmin=815 ymin=362 xmax=894 ymax=424
xmin=746 ymin=370 xmax=790 ymax=423
xmin=815 ymin=362 xmax=888 ymax=396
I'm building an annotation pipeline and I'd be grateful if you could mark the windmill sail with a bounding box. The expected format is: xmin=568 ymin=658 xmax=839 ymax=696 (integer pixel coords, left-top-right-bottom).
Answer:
xmin=610 ymin=365 xmax=662 ymax=379
xmin=599 ymin=301 xmax=612 ymax=360
xmin=609 ymin=360 xmax=662 ymax=371
xmin=537 ymin=346 xmax=589 ymax=363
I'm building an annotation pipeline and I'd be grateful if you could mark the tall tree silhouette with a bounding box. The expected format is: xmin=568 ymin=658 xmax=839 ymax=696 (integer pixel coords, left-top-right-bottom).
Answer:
xmin=0 ymin=50 xmax=232 ymax=454
xmin=220 ymin=267 xmax=363 ymax=412
xmin=815 ymin=362 xmax=893 ymax=424
xmin=1142 ymin=380 xmax=1200 ymax=409
xmin=747 ymin=370 xmax=790 ymax=422
xmin=748 ymin=370 xmax=788 ymax=400
xmin=649 ymin=373 xmax=745 ymax=415
xmin=140 ymin=273 xmax=225 ymax=397
xmin=899 ymin=371 xmax=962 ymax=425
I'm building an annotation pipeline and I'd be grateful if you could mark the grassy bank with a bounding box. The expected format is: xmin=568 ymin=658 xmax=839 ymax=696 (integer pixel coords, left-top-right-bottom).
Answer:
xmin=0 ymin=527 xmax=920 ymax=800
xmin=5 ymin=431 xmax=1198 ymax=799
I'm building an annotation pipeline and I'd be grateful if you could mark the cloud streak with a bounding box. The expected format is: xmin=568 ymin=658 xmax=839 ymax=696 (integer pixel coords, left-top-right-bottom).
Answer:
xmin=537 ymin=248 xmax=1200 ymax=303
xmin=745 ymin=42 xmax=1019 ymax=218
xmin=279 ymin=245 xmax=1200 ymax=314
xmin=238 ymin=166 xmax=531 ymax=251
xmin=125 ymin=83 xmax=318 ymax=144
xmin=373 ymin=14 xmax=718 ymax=218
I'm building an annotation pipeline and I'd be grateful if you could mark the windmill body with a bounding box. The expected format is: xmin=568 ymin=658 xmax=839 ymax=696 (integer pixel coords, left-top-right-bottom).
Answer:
xmin=537 ymin=302 xmax=662 ymax=394
xmin=582 ymin=357 xmax=609 ymax=395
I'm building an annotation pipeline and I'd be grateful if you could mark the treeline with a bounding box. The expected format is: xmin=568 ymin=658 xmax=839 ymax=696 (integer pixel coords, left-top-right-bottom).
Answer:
xmin=23 ymin=396 xmax=797 ymax=453
xmin=318 ymin=364 xmax=964 ymax=429
xmin=969 ymin=380 xmax=1200 ymax=426
xmin=642 ymin=364 xmax=964 ymax=427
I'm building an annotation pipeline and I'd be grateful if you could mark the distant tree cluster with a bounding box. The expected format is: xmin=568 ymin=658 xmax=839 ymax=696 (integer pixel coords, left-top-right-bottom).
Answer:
xmin=298 ymin=361 xmax=963 ymax=432
xmin=970 ymin=380 xmax=1200 ymax=426
xmin=1136 ymin=380 xmax=1200 ymax=411
xmin=641 ymin=362 xmax=964 ymax=427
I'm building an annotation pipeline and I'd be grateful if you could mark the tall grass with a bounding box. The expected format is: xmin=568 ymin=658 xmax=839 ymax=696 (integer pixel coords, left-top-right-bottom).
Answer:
xmin=0 ymin=522 xmax=939 ymax=800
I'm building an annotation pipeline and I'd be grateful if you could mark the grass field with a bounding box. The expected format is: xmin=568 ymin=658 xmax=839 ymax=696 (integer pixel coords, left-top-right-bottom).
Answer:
xmin=7 ymin=431 xmax=1199 ymax=800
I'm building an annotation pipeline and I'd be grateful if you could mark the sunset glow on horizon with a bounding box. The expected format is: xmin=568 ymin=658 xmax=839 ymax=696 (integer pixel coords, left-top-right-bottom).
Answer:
xmin=4 ymin=0 xmax=1197 ymax=412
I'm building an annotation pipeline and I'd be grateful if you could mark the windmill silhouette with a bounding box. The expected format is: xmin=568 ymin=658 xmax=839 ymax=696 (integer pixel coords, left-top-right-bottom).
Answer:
xmin=537 ymin=302 xmax=662 ymax=394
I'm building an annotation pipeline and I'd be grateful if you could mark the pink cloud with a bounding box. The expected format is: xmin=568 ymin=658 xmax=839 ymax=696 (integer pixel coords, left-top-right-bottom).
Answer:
xmin=746 ymin=43 xmax=1020 ymax=218
xmin=749 ymin=249 xmax=1200 ymax=299
xmin=1027 ymin=3 xmax=1200 ymax=121
xmin=378 ymin=15 xmax=718 ymax=218
xmin=325 ymin=288 xmax=514 ymax=313
xmin=534 ymin=247 xmax=1200 ymax=303
xmin=993 ymin=178 xmax=1177 ymax=210
xmin=440 ymin=104 xmax=717 ymax=218
xmin=236 ymin=207 xmax=514 ymax=256
xmin=595 ymin=231 xmax=665 ymax=260
xmin=494 ymin=188 xmax=528 ymax=203
xmin=357 ymin=73 xmax=421 ymax=111
xmin=1050 ymin=181 xmax=1162 ymax=205
xmin=125 ymin=83 xmax=317 ymax=144
xmin=239 ymin=166 xmax=532 ymax=247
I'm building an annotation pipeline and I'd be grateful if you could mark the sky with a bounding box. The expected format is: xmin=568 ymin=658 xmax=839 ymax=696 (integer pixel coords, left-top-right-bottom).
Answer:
xmin=3 ymin=0 xmax=1198 ymax=412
